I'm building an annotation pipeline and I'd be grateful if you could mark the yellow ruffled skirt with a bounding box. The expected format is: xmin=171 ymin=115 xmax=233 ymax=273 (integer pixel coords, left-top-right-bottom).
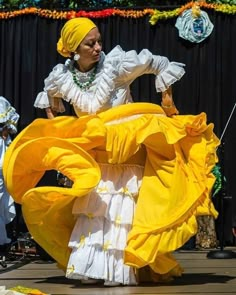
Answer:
xmin=3 ymin=102 xmax=219 ymax=281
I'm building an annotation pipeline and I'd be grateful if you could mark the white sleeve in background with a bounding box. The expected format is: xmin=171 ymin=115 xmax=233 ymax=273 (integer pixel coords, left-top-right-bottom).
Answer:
xmin=0 ymin=96 xmax=19 ymax=134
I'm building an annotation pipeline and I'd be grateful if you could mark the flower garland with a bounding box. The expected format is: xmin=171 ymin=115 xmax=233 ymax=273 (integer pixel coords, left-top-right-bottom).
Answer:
xmin=150 ymin=1 xmax=236 ymax=24
xmin=0 ymin=2 xmax=236 ymax=21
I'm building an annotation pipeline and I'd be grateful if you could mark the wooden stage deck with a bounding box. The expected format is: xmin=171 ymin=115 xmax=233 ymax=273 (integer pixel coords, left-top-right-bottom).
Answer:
xmin=1 ymin=248 xmax=236 ymax=295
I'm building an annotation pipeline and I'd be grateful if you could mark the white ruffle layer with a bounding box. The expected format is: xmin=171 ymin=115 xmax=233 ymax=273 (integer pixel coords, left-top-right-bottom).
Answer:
xmin=66 ymin=162 xmax=144 ymax=285
xmin=66 ymin=245 xmax=137 ymax=285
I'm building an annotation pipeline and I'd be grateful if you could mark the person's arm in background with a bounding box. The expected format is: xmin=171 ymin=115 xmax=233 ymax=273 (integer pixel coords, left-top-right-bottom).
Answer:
xmin=1 ymin=126 xmax=9 ymax=140
xmin=232 ymin=201 xmax=236 ymax=237
xmin=232 ymin=226 xmax=236 ymax=237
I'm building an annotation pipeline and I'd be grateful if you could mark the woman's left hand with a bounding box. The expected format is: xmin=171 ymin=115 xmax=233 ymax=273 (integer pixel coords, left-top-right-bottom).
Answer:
xmin=161 ymin=103 xmax=179 ymax=117
xmin=161 ymin=89 xmax=179 ymax=117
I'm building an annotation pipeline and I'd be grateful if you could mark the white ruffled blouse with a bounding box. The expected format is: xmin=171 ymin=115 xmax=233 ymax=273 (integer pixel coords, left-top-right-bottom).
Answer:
xmin=34 ymin=45 xmax=185 ymax=116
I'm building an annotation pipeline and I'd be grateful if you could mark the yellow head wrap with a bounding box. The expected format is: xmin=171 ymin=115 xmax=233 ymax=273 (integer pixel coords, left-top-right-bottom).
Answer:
xmin=57 ymin=17 xmax=97 ymax=58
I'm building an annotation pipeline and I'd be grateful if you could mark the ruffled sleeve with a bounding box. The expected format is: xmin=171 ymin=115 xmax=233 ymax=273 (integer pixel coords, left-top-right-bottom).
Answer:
xmin=155 ymin=62 xmax=185 ymax=92
xmin=34 ymin=64 xmax=67 ymax=113
xmin=108 ymin=46 xmax=185 ymax=92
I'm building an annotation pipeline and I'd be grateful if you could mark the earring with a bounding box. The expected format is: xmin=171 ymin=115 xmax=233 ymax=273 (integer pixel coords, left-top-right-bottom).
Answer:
xmin=74 ymin=53 xmax=80 ymax=61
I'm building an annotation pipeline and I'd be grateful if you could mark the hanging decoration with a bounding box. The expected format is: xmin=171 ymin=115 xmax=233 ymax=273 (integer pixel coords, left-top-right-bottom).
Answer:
xmin=0 ymin=2 xmax=236 ymax=20
xmin=149 ymin=2 xmax=236 ymax=24
xmin=175 ymin=2 xmax=214 ymax=43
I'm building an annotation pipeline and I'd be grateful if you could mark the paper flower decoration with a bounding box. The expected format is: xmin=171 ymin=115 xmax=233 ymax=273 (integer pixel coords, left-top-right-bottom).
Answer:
xmin=175 ymin=3 xmax=214 ymax=43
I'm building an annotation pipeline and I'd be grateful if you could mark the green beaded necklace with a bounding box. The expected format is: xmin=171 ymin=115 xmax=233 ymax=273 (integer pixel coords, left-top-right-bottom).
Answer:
xmin=71 ymin=64 xmax=98 ymax=91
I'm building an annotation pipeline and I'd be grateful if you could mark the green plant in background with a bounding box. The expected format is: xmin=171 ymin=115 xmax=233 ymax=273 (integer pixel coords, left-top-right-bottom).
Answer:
xmin=67 ymin=0 xmax=186 ymax=8
xmin=0 ymin=0 xmax=195 ymax=10
xmin=211 ymin=164 xmax=226 ymax=198
xmin=207 ymin=0 xmax=236 ymax=4
xmin=1 ymin=0 xmax=19 ymax=9
xmin=0 ymin=0 xmax=236 ymax=11
xmin=0 ymin=0 xmax=39 ymax=9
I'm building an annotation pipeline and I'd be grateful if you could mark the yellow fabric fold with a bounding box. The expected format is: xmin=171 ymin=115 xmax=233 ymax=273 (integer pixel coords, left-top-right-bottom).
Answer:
xmin=10 ymin=285 xmax=48 ymax=295
xmin=3 ymin=102 xmax=220 ymax=277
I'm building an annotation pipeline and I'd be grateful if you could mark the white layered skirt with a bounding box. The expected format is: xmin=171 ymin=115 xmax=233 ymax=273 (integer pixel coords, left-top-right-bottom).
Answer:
xmin=66 ymin=161 xmax=144 ymax=285
xmin=0 ymin=139 xmax=16 ymax=245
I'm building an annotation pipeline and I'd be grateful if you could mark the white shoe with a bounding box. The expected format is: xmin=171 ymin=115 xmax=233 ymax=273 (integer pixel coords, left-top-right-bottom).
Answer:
xmin=104 ymin=281 xmax=121 ymax=287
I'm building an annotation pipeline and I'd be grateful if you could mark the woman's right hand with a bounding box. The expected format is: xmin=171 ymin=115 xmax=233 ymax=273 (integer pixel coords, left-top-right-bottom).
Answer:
xmin=46 ymin=107 xmax=57 ymax=119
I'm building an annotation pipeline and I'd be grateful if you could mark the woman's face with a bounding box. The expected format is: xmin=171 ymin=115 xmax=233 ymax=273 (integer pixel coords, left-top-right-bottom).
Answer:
xmin=76 ymin=27 xmax=102 ymax=67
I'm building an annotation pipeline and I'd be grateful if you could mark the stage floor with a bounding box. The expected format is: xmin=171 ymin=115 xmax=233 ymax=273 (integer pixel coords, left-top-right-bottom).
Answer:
xmin=1 ymin=248 xmax=236 ymax=295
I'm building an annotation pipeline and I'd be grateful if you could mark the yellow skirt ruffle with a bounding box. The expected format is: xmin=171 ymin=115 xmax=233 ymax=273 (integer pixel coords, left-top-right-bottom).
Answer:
xmin=3 ymin=102 xmax=219 ymax=277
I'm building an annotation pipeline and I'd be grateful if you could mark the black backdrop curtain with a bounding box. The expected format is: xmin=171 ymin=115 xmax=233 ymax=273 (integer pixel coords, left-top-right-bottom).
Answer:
xmin=0 ymin=9 xmax=236 ymax=242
